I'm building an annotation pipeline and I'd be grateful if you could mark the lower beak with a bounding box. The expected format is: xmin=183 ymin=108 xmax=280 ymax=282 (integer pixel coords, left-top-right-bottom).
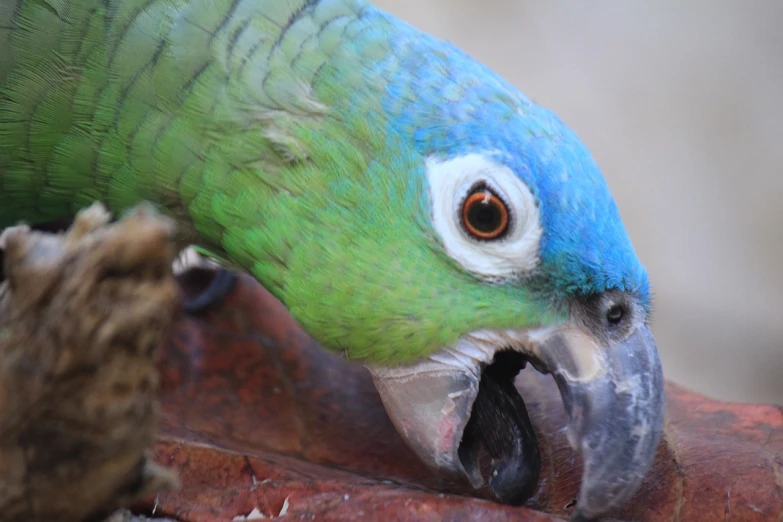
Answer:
xmin=368 ymin=323 xmax=665 ymax=520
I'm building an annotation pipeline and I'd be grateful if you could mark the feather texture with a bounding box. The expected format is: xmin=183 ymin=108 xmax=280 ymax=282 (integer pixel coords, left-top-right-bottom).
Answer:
xmin=0 ymin=0 xmax=648 ymax=363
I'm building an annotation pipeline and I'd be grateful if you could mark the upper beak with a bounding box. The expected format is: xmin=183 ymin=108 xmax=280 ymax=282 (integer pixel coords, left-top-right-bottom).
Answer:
xmin=368 ymin=322 xmax=665 ymax=520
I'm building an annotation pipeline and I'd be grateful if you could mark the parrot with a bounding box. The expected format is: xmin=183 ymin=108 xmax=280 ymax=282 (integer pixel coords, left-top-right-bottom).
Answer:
xmin=0 ymin=0 xmax=665 ymax=520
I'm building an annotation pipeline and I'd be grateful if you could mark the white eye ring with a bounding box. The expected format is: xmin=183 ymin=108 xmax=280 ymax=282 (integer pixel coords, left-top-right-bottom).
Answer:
xmin=426 ymin=153 xmax=543 ymax=280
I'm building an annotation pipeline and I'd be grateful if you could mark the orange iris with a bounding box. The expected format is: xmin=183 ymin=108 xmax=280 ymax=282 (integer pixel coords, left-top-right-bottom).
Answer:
xmin=461 ymin=190 xmax=509 ymax=240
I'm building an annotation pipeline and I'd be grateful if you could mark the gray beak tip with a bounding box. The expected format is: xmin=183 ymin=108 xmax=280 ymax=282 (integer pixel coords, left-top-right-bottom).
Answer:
xmin=545 ymin=324 xmax=666 ymax=519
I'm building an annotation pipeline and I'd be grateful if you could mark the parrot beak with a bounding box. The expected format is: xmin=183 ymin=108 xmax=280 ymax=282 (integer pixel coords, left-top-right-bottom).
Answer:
xmin=368 ymin=308 xmax=665 ymax=520
xmin=533 ymin=322 xmax=665 ymax=520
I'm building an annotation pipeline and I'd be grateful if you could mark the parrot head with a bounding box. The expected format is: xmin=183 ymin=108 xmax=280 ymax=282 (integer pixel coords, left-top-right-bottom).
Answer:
xmin=362 ymin=121 xmax=664 ymax=520
xmin=366 ymin=142 xmax=664 ymax=520
xmin=234 ymin=3 xmax=665 ymax=520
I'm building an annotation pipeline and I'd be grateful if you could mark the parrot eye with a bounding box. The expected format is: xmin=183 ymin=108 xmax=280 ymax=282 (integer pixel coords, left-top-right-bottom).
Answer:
xmin=461 ymin=186 xmax=510 ymax=240
xmin=426 ymin=154 xmax=543 ymax=280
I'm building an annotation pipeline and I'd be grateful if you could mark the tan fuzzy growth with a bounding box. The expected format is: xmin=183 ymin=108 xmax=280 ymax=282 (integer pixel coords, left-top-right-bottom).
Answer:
xmin=0 ymin=203 xmax=181 ymax=522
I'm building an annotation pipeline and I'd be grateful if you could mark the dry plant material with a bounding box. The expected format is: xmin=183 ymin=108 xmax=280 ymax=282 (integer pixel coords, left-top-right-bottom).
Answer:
xmin=0 ymin=203 xmax=181 ymax=522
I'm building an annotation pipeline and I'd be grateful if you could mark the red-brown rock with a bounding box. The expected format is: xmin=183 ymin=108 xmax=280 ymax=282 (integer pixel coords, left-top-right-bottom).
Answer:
xmin=143 ymin=269 xmax=783 ymax=521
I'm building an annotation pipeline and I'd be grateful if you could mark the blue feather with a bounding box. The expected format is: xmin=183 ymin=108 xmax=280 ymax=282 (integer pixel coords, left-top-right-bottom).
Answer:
xmin=355 ymin=2 xmax=650 ymax=305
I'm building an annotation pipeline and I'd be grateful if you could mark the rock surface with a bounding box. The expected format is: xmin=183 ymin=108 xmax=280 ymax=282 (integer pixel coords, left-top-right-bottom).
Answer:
xmin=143 ymin=269 xmax=783 ymax=521
xmin=0 ymin=210 xmax=780 ymax=521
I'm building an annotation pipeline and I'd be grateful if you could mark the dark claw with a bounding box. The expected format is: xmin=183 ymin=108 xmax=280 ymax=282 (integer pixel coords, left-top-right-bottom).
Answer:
xmin=463 ymin=355 xmax=541 ymax=505
xmin=179 ymin=267 xmax=238 ymax=314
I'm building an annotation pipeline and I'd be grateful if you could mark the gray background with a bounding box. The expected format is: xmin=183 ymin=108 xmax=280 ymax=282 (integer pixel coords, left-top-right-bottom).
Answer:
xmin=373 ymin=0 xmax=783 ymax=403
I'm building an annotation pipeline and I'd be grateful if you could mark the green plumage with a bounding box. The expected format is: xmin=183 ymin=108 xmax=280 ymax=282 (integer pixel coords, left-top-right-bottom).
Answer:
xmin=1 ymin=0 xmax=350 ymax=233
xmin=0 ymin=0 xmax=554 ymax=364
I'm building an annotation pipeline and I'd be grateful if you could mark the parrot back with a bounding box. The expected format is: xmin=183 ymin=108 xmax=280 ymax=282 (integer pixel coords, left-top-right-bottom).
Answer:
xmin=0 ymin=0 xmax=364 ymax=248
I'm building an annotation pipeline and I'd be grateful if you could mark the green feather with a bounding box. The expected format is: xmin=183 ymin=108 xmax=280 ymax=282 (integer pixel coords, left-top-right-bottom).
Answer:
xmin=0 ymin=0 xmax=557 ymax=365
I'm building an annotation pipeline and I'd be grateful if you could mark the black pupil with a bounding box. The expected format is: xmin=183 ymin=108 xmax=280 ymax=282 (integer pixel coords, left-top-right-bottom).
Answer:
xmin=468 ymin=195 xmax=502 ymax=233
xmin=606 ymin=304 xmax=624 ymax=325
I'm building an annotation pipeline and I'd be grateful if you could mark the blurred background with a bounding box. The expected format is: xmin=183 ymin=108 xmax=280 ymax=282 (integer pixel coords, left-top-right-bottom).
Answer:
xmin=373 ymin=0 xmax=783 ymax=403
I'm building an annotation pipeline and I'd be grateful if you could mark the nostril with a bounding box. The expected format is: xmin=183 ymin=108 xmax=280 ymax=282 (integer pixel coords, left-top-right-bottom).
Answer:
xmin=606 ymin=304 xmax=625 ymax=326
